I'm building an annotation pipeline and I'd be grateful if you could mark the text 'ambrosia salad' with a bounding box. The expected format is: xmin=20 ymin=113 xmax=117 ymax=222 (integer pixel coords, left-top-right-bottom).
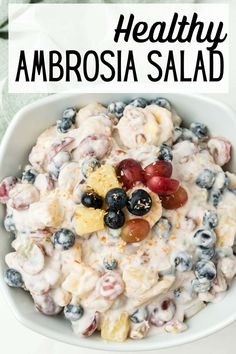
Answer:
xmin=1 ymin=97 xmax=236 ymax=341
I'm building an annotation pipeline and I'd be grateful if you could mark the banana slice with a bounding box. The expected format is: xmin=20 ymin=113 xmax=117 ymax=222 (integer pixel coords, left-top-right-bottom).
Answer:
xmin=81 ymin=290 xmax=114 ymax=313
xmin=62 ymin=263 xmax=99 ymax=297
xmin=133 ymin=275 xmax=175 ymax=307
xmin=143 ymin=117 xmax=160 ymax=145
xmin=125 ymin=185 xmax=162 ymax=227
xmin=61 ymin=242 xmax=82 ymax=274
xmin=76 ymin=103 xmax=107 ymax=127
xmin=17 ymin=240 xmax=45 ymax=275
xmin=123 ymin=266 xmax=158 ymax=298
xmin=145 ymin=105 xmax=174 ymax=144
xmin=29 ymin=126 xmax=58 ymax=172
xmin=117 ymin=106 xmax=159 ymax=148
xmin=58 ymin=162 xmax=80 ymax=194
xmin=32 ymin=193 xmax=64 ymax=229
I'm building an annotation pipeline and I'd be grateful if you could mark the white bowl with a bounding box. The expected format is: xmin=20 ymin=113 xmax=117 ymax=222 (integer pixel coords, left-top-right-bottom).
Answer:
xmin=0 ymin=93 xmax=236 ymax=351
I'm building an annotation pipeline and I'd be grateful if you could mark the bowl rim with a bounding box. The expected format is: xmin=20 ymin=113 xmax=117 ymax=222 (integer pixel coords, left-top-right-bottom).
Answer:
xmin=1 ymin=93 xmax=236 ymax=351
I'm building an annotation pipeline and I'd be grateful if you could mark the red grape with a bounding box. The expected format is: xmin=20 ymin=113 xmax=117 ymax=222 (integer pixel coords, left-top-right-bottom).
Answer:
xmin=82 ymin=314 xmax=98 ymax=336
xmin=144 ymin=161 xmax=172 ymax=180
xmin=34 ymin=294 xmax=62 ymax=316
xmin=76 ymin=134 xmax=112 ymax=160
xmin=98 ymin=272 xmax=124 ymax=300
xmin=49 ymin=137 xmax=74 ymax=160
xmin=160 ymin=186 xmax=188 ymax=209
xmin=116 ymin=159 xmax=145 ymax=189
xmin=147 ymin=176 xmax=179 ymax=196
xmin=208 ymin=137 xmax=231 ymax=166
xmin=150 ymin=299 xmax=176 ymax=326
xmin=121 ymin=219 xmax=150 ymax=243
xmin=73 ymin=312 xmax=99 ymax=337
xmin=0 ymin=176 xmax=17 ymax=203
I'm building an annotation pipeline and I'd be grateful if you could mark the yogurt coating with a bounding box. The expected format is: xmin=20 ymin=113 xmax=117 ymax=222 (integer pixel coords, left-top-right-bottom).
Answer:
xmin=2 ymin=97 xmax=236 ymax=342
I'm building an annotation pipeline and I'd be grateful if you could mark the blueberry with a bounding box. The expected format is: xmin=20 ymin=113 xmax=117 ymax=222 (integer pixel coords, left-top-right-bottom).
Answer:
xmin=81 ymin=157 xmax=101 ymax=178
xmin=127 ymin=189 xmax=152 ymax=216
xmin=81 ymin=190 xmax=103 ymax=209
xmin=22 ymin=167 xmax=38 ymax=183
xmin=48 ymin=151 xmax=71 ymax=181
xmin=104 ymin=209 xmax=125 ymax=229
xmin=173 ymin=287 xmax=183 ymax=298
xmin=108 ymin=101 xmax=126 ymax=119
xmin=64 ymin=304 xmax=84 ymax=322
xmin=48 ymin=163 xmax=60 ymax=181
xmin=171 ymin=251 xmax=192 ymax=272
xmin=228 ymin=188 xmax=236 ymax=196
xmin=203 ymin=210 xmax=218 ymax=229
xmin=103 ymin=257 xmax=118 ymax=270
xmin=192 ymin=278 xmax=211 ymax=293
xmin=156 ymin=144 xmax=173 ymax=161
xmin=196 ymin=246 xmax=215 ymax=261
xmin=195 ymin=260 xmax=216 ymax=281
xmin=130 ymin=307 xmax=148 ymax=323
xmin=208 ymin=189 xmax=222 ymax=207
xmin=62 ymin=107 xmax=76 ymax=123
xmin=181 ymin=128 xmax=198 ymax=143
xmin=173 ymin=127 xmax=183 ymax=142
xmin=4 ymin=214 xmax=16 ymax=232
xmin=153 ymin=216 xmax=172 ymax=238
xmin=129 ymin=97 xmax=147 ymax=108
xmin=196 ymin=169 xmax=216 ymax=189
xmin=57 ymin=118 xmax=74 ymax=133
xmin=53 ymin=228 xmax=75 ymax=250
xmin=105 ymin=188 xmax=127 ymax=211
xmin=233 ymin=244 xmax=236 ymax=256
xmin=4 ymin=268 xmax=23 ymax=288
xmin=192 ymin=229 xmax=216 ymax=248
xmin=149 ymin=97 xmax=171 ymax=111
xmin=190 ymin=122 xmax=208 ymax=140
xmin=173 ymin=127 xmax=198 ymax=143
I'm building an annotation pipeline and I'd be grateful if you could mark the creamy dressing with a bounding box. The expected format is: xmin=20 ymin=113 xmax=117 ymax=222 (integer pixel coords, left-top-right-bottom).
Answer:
xmin=3 ymin=99 xmax=236 ymax=341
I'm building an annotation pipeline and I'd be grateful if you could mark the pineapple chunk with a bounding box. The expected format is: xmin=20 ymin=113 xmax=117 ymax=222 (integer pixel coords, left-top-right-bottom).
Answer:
xmin=87 ymin=164 xmax=121 ymax=197
xmin=74 ymin=206 xmax=105 ymax=235
xmin=101 ymin=312 xmax=130 ymax=342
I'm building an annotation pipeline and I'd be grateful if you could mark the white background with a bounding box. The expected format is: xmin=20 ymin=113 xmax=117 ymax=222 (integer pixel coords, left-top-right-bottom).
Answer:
xmin=8 ymin=3 xmax=229 ymax=93
xmin=1 ymin=0 xmax=236 ymax=354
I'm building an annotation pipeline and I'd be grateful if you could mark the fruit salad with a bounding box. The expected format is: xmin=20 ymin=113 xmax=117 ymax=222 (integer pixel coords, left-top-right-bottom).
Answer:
xmin=1 ymin=97 xmax=236 ymax=342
